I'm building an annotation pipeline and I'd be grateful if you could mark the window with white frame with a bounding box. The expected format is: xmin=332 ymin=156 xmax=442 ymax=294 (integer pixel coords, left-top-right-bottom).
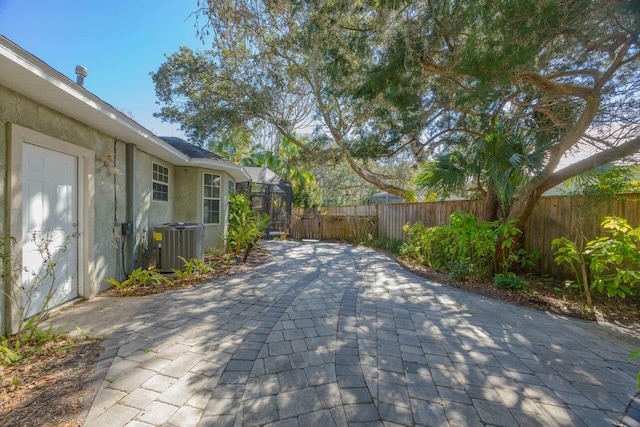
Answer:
xmin=228 ymin=180 xmax=236 ymax=196
xmin=152 ymin=162 xmax=169 ymax=202
xmin=203 ymin=173 xmax=221 ymax=224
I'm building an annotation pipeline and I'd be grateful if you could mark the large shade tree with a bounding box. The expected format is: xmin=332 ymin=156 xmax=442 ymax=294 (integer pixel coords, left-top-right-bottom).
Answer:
xmin=152 ymin=1 xmax=412 ymax=200
xmin=316 ymin=0 xmax=640 ymax=227
xmin=154 ymin=0 xmax=640 ymax=230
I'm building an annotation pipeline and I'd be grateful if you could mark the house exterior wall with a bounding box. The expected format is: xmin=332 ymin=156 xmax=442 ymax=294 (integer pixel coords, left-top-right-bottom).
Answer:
xmin=133 ymin=150 xmax=173 ymax=268
xmin=0 ymin=82 xmax=241 ymax=334
xmin=173 ymin=167 xmax=232 ymax=251
xmin=132 ymin=157 xmax=231 ymax=261
xmin=0 ymin=84 xmax=123 ymax=333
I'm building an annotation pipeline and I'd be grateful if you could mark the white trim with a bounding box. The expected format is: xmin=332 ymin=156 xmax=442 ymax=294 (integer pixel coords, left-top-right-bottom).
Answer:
xmin=203 ymin=172 xmax=221 ymax=225
xmin=8 ymin=124 xmax=94 ymax=332
xmin=151 ymin=161 xmax=170 ymax=203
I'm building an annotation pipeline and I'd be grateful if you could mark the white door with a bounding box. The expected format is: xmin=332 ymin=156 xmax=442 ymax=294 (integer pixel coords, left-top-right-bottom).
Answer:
xmin=22 ymin=143 xmax=79 ymax=318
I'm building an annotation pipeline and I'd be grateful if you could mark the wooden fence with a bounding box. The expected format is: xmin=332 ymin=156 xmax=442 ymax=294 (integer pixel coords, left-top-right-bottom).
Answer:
xmin=523 ymin=194 xmax=640 ymax=278
xmin=290 ymin=209 xmax=377 ymax=242
xmin=290 ymin=194 xmax=640 ymax=279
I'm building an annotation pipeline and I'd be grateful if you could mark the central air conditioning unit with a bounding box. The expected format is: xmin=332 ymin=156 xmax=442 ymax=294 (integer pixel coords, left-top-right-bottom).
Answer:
xmin=153 ymin=222 xmax=205 ymax=272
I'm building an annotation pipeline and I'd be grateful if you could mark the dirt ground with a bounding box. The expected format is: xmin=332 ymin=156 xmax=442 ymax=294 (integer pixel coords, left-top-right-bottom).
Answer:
xmin=1 ymin=243 xmax=638 ymax=426
xmin=0 ymin=338 xmax=102 ymax=427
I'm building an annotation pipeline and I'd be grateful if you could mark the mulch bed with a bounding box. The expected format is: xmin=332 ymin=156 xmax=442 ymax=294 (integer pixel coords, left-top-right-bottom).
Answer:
xmin=0 ymin=338 xmax=102 ymax=427
xmin=396 ymin=256 xmax=640 ymax=326
xmin=100 ymin=245 xmax=271 ymax=297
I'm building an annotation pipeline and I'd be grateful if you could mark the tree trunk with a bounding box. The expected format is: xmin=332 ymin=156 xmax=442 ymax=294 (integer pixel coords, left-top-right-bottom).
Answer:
xmin=482 ymin=188 xmax=499 ymax=222
xmin=494 ymin=185 xmax=543 ymax=269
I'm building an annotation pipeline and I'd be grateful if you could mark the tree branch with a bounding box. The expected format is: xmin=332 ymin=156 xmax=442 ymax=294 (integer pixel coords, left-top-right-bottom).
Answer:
xmin=511 ymin=72 xmax=594 ymax=99
xmin=345 ymin=156 xmax=409 ymax=200
xmin=540 ymin=135 xmax=640 ymax=192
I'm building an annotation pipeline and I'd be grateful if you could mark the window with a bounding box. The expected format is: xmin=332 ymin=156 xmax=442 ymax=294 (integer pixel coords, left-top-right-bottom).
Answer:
xmin=203 ymin=173 xmax=221 ymax=224
xmin=152 ymin=163 xmax=169 ymax=201
xmin=228 ymin=180 xmax=236 ymax=196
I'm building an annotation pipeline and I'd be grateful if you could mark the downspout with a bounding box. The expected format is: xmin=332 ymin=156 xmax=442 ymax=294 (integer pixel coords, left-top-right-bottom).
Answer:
xmin=2 ymin=123 xmax=12 ymax=335
xmin=124 ymin=143 xmax=136 ymax=274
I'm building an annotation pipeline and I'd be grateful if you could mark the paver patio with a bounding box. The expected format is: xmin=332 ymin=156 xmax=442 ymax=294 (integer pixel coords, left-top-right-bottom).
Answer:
xmin=49 ymin=241 xmax=640 ymax=426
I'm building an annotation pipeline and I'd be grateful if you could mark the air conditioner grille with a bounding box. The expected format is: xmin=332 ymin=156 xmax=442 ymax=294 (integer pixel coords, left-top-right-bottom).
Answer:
xmin=154 ymin=223 xmax=204 ymax=272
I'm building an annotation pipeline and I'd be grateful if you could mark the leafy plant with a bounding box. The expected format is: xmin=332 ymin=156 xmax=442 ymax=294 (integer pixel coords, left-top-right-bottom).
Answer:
xmin=447 ymin=259 xmax=471 ymax=281
xmin=227 ymin=194 xmax=269 ymax=263
xmin=0 ymin=320 xmax=60 ymax=367
xmin=20 ymin=317 xmax=55 ymax=344
xmin=553 ymin=216 xmax=640 ymax=300
xmin=551 ymin=237 xmax=590 ymax=303
xmin=495 ymin=219 xmax=525 ymax=274
xmin=0 ymin=336 xmax=22 ymax=365
xmin=106 ymin=267 xmax=171 ymax=290
xmin=560 ymin=168 xmax=640 ymax=306
xmin=401 ymin=211 xmax=530 ymax=281
xmin=401 ymin=221 xmax=451 ymax=270
xmin=494 ymin=272 xmax=527 ymax=290
xmin=172 ymin=257 xmax=215 ymax=280
xmin=586 ymin=217 xmax=640 ymax=298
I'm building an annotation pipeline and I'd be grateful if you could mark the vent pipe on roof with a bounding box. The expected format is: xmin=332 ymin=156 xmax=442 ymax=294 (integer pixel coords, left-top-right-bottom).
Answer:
xmin=75 ymin=65 xmax=88 ymax=86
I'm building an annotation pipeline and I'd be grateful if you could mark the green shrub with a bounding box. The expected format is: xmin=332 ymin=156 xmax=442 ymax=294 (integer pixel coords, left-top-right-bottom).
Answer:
xmin=227 ymin=194 xmax=269 ymax=262
xmin=586 ymin=217 xmax=640 ymax=298
xmin=1 ymin=336 xmax=22 ymax=365
xmin=401 ymin=211 xmax=528 ymax=281
xmin=361 ymin=236 xmax=405 ymax=254
xmin=401 ymin=221 xmax=450 ymax=269
xmin=494 ymin=272 xmax=527 ymax=290
xmin=447 ymin=259 xmax=471 ymax=281
xmin=553 ymin=216 xmax=640 ymax=299
xmin=172 ymin=257 xmax=215 ymax=280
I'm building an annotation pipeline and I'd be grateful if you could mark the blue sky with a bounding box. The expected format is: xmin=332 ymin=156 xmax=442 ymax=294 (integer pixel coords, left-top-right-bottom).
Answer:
xmin=0 ymin=0 xmax=207 ymax=136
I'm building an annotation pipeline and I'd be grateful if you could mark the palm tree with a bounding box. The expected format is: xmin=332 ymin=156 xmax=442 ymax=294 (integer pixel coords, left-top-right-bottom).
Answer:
xmin=416 ymin=121 xmax=549 ymax=220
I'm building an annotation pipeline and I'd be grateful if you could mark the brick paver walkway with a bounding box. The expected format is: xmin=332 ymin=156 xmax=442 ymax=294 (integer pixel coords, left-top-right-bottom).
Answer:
xmin=50 ymin=241 xmax=640 ymax=426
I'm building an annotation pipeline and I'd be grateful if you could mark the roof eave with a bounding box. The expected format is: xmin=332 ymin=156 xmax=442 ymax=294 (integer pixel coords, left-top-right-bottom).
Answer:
xmin=0 ymin=36 xmax=245 ymax=175
xmin=184 ymin=158 xmax=251 ymax=182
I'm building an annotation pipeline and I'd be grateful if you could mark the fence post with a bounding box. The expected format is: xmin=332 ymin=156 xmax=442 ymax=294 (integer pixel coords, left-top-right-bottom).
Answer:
xmin=376 ymin=204 xmax=380 ymax=240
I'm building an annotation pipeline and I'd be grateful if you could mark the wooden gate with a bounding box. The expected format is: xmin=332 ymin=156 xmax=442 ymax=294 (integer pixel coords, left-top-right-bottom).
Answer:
xmin=290 ymin=208 xmax=321 ymax=240
xmin=290 ymin=209 xmax=377 ymax=241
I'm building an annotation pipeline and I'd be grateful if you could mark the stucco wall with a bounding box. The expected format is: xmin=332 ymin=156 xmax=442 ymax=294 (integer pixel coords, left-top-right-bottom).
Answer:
xmin=173 ymin=166 xmax=200 ymax=222
xmin=0 ymin=83 xmax=240 ymax=333
xmin=134 ymin=150 xmax=173 ymax=267
xmin=126 ymin=150 xmax=233 ymax=265
xmin=0 ymin=84 xmax=127 ymax=332
xmin=173 ymin=167 xmax=231 ymax=251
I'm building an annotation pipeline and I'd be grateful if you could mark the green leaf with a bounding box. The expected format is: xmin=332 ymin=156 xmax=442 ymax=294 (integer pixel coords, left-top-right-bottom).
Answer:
xmin=629 ymin=349 xmax=640 ymax=360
